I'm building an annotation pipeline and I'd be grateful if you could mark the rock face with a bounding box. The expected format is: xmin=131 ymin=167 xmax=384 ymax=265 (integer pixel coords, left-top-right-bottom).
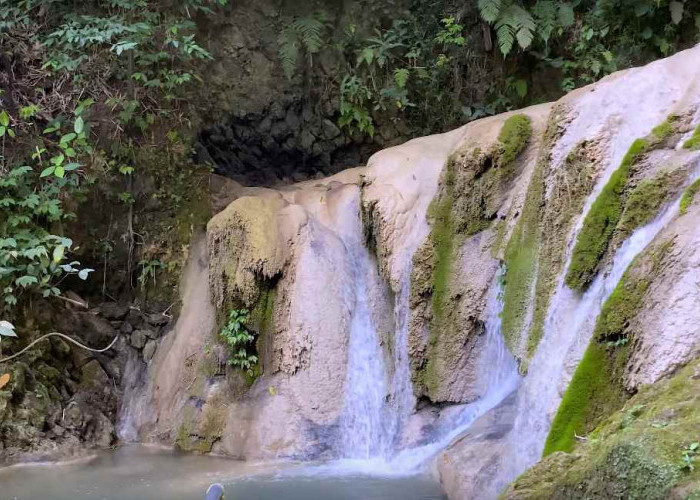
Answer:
xmin=437 ymin=44 xmax=700 ymax=499
xmin=625 ymin=198 xmax=700 ymax=390
xmin=117 ymin=43 xmax=700 ymax=500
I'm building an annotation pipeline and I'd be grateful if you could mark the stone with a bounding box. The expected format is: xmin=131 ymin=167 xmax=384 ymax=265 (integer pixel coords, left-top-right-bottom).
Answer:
xmin=120 ymin=321 xmax=133 ymax=335
xmin=130 ymin=330 xmax=148 ymax=349
xmin=126 ymin=308 xmax=143 ymax=328
xmin=321 ymin=118 xmax=341 ymax=140
xmin=143 ymin=340 xmax=157 ymax=362
xmin=146 ymin=313 xmax=169 ymax=327
xmin=300 ymin=129 xmax=316 ymax=150
xmin=98 ymin=302 xmax=129 ymax=320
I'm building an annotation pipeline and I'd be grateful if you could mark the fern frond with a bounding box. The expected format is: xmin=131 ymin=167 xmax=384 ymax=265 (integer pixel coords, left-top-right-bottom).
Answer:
xmin=278 ymin=27 xmax=299 ymax=80
xmin=495 ymin=15 xmax=516 ymax=55
xmin=533 ymin=0 xmax=557 ymax=42
xmin=478 ymin=0 xmax=503 ymax=23
xmin=394 ymin=67 xmax=409 ymax=88
xmin=293 ymin=16 xmax=324 ymax=55
xmin=512 ymin=5 xmax=535 ymax=49
xmin=557 ymin=2 xmax=575 ymax=28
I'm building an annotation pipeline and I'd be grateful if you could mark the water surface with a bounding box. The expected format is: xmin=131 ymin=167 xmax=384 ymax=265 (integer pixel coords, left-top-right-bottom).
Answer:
xmin=0 ymin=445 xmax=446 ymax=500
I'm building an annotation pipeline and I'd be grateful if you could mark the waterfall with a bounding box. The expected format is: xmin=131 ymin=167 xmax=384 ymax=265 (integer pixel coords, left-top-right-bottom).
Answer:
xmin=503 ymin=197 xmax=682 ymax=481
xmin=338 ymin=246 xmax=392 ymax=459
xmin=389 ymin=269 xmax=519 ymax=471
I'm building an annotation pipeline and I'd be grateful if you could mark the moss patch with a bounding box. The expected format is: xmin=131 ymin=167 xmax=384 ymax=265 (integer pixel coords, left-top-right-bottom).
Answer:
xmin=565 ymin=138 xmax=648 ymax=291
xmin=544 ymin=240 xmax=671 ymax=456
xmin=617 ymin=171 xmax=673 ymax=237
xmin=495 ymin=114 xmax=533 ymax=173
xmin=680 ymin=177 xmax=700 ymax=215
xmin=683 ymin=122 xmax=700 ymax=150
xmin=525 ymin=140 xmax=599 ymax=362
xmin=501 ymin=158 xmax=543 ymax=355
xmin=505 ymin=358 xmax=700 ymax=499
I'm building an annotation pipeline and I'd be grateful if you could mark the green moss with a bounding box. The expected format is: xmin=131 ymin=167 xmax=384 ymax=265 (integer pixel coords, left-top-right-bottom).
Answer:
xmin=543 ymin=341 xmax=630 ymax=455
xmin=680 ymin=177 xmax=700 ymax=215
xmin=617 ymin=171 xmax=672 ymax=237
xmin=565 ymin=138 xmax=649 ymax=291
xmin=501 ymin=159 xmax=543 ymax=355
xmin=683 ymin=122 xmax=700 ymax=150
xmin=650 ymin=114 xmax=678 ymax=142
xmin=495 ymin=114 xmax=532 ymax=173
xmin=505 ymin=359 xmax=700 ymax=499
xmin=544 ymin=240 xmax=670 ymax=456
xmin=525 ymin=141 xmax=598 ymax=361
xmin=427 ymin=161 xmax=457 ymax=332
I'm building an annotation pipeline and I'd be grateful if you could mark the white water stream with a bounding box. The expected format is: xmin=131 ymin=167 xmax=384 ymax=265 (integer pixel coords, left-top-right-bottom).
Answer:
xmin=338 ymin=246 xmax=392 ymax=459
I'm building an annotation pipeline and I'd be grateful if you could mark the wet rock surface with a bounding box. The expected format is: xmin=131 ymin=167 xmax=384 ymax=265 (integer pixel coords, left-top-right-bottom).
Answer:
xmin=0 ymin=301 xmax=171 ymax=465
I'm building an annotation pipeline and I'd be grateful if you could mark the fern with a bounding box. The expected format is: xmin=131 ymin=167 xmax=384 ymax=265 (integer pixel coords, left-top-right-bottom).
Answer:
xmin=494 ymin=4 xmax=535 ymax=55
xmin=479 ymin=0 xmax=503 ymax=24
xmin=278 ymin=26 xmax=299 ymax=80
xmin=483 ymin=0 xmax=573 ymax=55
xmin=278 ymin=12 xmax=329 ymax=80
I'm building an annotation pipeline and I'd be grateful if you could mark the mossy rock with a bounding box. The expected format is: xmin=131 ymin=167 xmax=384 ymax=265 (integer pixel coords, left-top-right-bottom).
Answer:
xmin=680 ymin=178 xmax=700 ymax=215
xmin=565 ymin=114 xmax=684 ymax=292
xmin=505 ymin=358 xmax=700 ymax=499
xmin=682 ymin=122 xmax=700 ymax=150
xmin=544 ymin=239 xmax=672 ymax=455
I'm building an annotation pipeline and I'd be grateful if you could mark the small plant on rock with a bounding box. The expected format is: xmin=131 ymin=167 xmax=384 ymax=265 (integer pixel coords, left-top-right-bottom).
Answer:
xmin=680 ymin=442 xmax=699 ymax=471
xmin=219 ymin=309 xmax=258 ymax=376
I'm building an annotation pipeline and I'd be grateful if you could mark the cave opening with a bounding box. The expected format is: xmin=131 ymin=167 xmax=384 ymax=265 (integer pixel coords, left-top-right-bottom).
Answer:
xmin=195 ymin=100 xmax=380 ymax=187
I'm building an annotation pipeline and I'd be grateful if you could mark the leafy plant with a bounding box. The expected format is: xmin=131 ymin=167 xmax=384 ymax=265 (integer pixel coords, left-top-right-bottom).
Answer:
xmin=278 ymin=12 xmax=330 ymax=80
xmin=219 ymin=309 xmax=258 ymax=376
xmin=137 ymin=258 xmax=166 ymax=289
xmin=680 ymin=442 xmax=699 ymax=471
xmin=0 ymin=107 xmax=95 ymax=316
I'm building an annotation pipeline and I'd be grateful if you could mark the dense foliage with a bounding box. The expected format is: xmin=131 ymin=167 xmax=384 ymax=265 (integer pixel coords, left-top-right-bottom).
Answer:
xmin=280 ymin=0 xmax=700 ymax=136
xmin=0 ymin=0 xmax=227 ymax=328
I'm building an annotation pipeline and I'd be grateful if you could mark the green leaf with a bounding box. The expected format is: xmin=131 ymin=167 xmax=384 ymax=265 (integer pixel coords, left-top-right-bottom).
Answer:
xmin=52 ymin=245 xmax=65 ymax=263
xmin=0 ymin=110 xmax=9 ymax=127
xmin=16 ymin=275 xmax=38 ymax=287
xmin=74 ymin=116 xmax=84 ymax=134
xmin=7 ymin=128 xmax=15 ymax=138
xmin=515 ymin=79 xmax=528 ymax=98
xmin=78 ymin=268 xmax=94 ymax=280
xmin=40 ymin=166 xmax=55 ymax=178
xmin=54 ymin=166 xmax=65 ymax=178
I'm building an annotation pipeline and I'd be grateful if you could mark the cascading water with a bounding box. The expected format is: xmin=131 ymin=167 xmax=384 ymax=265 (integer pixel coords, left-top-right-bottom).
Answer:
xmin=502 ymin=196 xmax=683 ymax=482
xmin=338 ymin=245 xmax=392 ymax=459
xmin=389 ymin=270 xmax=520 ymax=471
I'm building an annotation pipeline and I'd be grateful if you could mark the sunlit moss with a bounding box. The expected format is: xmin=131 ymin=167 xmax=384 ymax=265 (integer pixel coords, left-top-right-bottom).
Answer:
xmin=679 ymin=178 xmax=700 ymax=215
xmin=565 ymin=138 xmax=649 ymax=291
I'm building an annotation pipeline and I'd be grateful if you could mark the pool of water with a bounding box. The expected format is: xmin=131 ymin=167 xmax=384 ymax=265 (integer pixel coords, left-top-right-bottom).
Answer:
xmin=0 ymin=445 xmax=446 ymax=500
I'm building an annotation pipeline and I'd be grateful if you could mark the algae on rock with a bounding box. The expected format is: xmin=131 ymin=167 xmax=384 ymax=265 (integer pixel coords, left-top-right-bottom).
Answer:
xmin=544 ymin=239 xmax=673 ymax=455
xmin=504 ymin=358 xmax=700 ymax=499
